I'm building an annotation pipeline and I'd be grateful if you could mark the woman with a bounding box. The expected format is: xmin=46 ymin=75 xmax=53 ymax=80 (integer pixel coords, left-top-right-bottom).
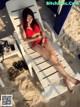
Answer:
xmin=20 ymin=7 xmax=80 ymax=93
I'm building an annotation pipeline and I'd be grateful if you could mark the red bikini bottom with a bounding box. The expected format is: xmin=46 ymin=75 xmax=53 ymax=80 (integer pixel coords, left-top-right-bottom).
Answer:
xmin=32 ymin=37 xmax=48 ymax=48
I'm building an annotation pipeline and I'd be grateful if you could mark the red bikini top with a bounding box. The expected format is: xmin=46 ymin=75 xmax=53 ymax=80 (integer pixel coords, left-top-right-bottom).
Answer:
xmin=26 ymin=25 xmax=40 ymax=37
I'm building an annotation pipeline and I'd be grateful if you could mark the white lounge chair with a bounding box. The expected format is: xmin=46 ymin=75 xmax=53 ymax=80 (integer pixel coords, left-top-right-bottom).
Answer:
xmin=6 ymin=0 xmax=80 ymax=100
xmin=0 ymin=35 xmax=22 ymax=61
xmin=0 ymin=35 xmax=22 ymax=87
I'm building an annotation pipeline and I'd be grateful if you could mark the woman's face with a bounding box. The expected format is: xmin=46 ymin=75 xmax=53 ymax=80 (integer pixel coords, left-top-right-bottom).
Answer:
xmin=27 ymin=15 xmax=33 ymax=24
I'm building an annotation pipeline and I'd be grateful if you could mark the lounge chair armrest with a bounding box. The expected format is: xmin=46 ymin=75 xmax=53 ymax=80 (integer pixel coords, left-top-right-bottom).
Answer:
xmin=13 ymin=31 xmax=26 ymax=55
xmin=42 ymin=21 xmax=57 ymax=42
xmin=13 ymin=31 xmax=27 ymax=43
xmin=13 ymin=31 xmax=21 ymax=43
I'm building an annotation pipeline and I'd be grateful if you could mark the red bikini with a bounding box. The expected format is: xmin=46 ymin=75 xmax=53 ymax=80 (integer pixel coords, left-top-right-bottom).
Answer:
xmin=25 ymin=25 xmax=47 ymax=47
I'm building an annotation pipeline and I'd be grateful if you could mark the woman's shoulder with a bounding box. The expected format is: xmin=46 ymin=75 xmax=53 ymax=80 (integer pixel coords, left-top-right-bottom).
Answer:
xmin=19 ymin=23 xmax=24 ymax=29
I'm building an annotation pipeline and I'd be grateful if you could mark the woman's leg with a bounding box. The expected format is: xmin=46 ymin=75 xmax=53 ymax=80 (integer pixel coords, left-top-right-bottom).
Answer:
xmin=32 ymin=44 xmax=73 ymax=92
xmin=43 ymin=40 xmax=80 ymax=85
xmin=33 ymin=44 xmax=51 ymax=60
xmin=33 ymin=42 xmax=80 ymax=92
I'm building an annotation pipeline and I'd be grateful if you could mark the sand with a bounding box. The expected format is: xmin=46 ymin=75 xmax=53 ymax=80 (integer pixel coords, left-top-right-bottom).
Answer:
xmin=0 ymin=56 xmax=47 ymax=107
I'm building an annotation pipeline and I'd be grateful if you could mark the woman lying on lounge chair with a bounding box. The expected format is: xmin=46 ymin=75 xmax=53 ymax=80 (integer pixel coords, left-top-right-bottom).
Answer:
xmin=20 ymin=7 xmax=80 ymax=93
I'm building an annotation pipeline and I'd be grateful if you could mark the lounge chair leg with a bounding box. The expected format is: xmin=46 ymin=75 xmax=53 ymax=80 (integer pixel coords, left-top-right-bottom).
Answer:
xmin=29 ymin=68 xmax=34 ymax=78
xmin=0 ymin=78 xmax=5 ymax=88
xmin=0 ymin=63 xmax=4 ymax=70
xmin=17 ymin=51 xmax=22 ymax=59
xmin=28 ymin=64 xmax=34 ymax=78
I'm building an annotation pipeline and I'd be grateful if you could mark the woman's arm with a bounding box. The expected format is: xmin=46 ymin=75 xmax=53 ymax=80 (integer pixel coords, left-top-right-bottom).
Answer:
xmin=31 ymin=33 xmax=40 ymax=38
xmin=26 ymin=35 xmax=42 ymax=43
xmin=36 ymin=20 xmax=46 ymax=46
xmin=20 ymin=24 xmax=42 ymax=42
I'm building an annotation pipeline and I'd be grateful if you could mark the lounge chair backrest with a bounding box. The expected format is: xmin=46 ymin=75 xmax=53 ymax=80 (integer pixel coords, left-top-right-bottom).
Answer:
xmin=6 ymin=0 xmax=43 ymax=40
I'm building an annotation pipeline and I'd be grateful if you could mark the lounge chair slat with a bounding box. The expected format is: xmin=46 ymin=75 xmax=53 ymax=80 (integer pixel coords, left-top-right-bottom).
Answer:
xmin=42 ymin=73 xmax=80 ymax=100
xmin=33 ymin=63 xmax=74 ymax=88
xmin=33 ymin=57 xmax=47 ymax=65
xmin=38 ymin=66 xmax=57 ymax=78
xmin=39 ymin=66 xmax=73 ymax=81
xmin=42 ymin=81 xmax=68 ymax=100
xmin=29 ymin=52 xmax=41 ymax=59
xmin=40 ymin=71 xmax=74 ymax=88
xmin=27 ymin=49 xmax=35 ymax=54
xmin=32 ymin=60 xmax=52 ymax=70
xmin=11 ymin=5 xmax=34 ymax=12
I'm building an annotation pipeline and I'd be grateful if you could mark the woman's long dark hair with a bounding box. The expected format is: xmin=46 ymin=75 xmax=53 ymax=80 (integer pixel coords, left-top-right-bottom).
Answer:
xmin=22 ymin=7 xmax=39 ymax=31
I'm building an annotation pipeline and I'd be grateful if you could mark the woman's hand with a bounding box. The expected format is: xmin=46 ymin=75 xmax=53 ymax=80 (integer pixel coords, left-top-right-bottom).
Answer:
xmin=41 ymin=31 xmax=45 ymax=37
xmin=40 ymin=31 xmax=45 ymax=47
xmin=41 ymin=37 xmax=45 ymax=47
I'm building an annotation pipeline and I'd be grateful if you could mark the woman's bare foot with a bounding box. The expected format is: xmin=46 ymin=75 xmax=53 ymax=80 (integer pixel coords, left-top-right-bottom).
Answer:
xmin=75 ymin=80 xmax=80 ymax=86
xmin=64 ymin=79 xmax=74 ymax=94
